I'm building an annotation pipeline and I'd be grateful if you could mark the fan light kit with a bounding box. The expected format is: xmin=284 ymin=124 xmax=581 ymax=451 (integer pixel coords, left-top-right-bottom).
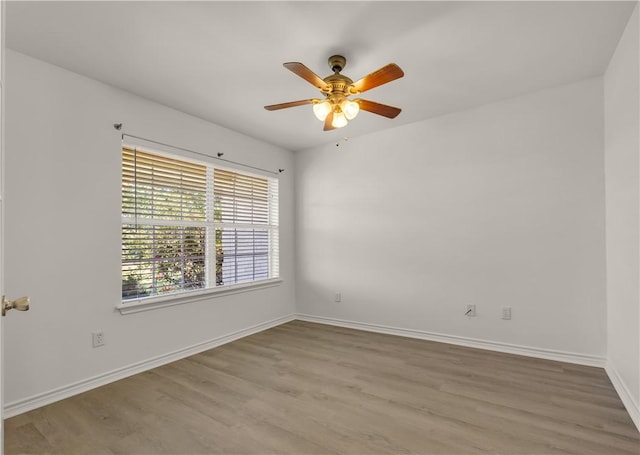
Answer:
xmin=265 ymin=55 xmax=404 ymax=131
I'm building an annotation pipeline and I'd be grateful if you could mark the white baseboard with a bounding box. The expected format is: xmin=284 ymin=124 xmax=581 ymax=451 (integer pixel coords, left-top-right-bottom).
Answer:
xmin=606 ymin=364 xmax=640 ymax=432
xmin=3 ymin=313 xmax=612 ymax=420
xmin=3 ymin=313 xmax=296 ymax=418
xmin=296 ymin=314 xmax=607 ymax=367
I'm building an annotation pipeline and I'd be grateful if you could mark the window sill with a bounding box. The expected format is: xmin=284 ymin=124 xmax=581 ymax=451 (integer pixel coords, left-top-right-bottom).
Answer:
xmin=116 ymin=278 xmax=283 ymax=315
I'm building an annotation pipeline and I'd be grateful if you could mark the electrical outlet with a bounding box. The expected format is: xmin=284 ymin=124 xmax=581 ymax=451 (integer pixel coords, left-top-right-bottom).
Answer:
xmin=334 ymin=292 xmax=341 ymax=303
xmin=465 ymin=304 xmax=476 ymax=317
xmin=92 ymin=331 xmax=105 ymax=348
xmin=502 ymin=306 xmax=512 ymax=320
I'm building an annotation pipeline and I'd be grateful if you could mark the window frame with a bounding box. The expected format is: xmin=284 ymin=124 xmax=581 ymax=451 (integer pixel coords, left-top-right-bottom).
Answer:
xmin=119 ymin=144 xmax=281 ymax=314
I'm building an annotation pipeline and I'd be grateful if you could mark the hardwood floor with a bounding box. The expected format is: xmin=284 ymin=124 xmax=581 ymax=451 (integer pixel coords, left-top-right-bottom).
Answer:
xmin=5 ymin=320 xmax=639 ymax=454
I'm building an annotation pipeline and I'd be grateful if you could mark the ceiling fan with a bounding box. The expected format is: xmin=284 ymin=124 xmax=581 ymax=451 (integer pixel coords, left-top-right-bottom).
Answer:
xmin=264 ymin=55 xmax=404 ymax=131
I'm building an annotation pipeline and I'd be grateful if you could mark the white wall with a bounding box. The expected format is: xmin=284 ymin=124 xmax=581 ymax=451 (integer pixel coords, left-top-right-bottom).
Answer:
xmin=296 ymin=77 xmax=607 ymax=361
xmin=3 ymin=50 xmax=295 ymax=409
xmin=604 ymin=3 xmax=640 ymax=430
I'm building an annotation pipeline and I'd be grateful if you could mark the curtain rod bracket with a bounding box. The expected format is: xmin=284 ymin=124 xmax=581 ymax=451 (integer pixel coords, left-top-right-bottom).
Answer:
xmin=114 ymin=123 xmax=123 ymax=131
xmin=278 ymin=169 xmax=285 ymax=173
xmin=217 ymin=152 xmax=224 ymax=157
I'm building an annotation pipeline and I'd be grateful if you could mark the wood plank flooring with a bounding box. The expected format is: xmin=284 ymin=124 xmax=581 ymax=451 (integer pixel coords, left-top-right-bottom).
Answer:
xmin=5 ymin=320 xmax=639 ymax=454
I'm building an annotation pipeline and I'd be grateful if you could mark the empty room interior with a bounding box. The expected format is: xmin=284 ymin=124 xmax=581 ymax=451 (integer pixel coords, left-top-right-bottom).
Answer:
xmin=2 ymin=1 xmax=640 ymax=454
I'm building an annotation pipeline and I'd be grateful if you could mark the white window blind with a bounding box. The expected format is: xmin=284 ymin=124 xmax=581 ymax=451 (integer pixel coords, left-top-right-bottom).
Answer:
xmin=122 ymin=146 xmax=279 ymax=302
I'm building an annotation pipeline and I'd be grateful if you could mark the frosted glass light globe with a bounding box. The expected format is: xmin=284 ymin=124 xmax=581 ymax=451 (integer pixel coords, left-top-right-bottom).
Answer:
xmin=341 ymin=100 xmax=360 ymax=120
xmin=332 ymin=111 xmax=348 ymax=128
xmin=313 ymin=100 xmax=332 ymax=121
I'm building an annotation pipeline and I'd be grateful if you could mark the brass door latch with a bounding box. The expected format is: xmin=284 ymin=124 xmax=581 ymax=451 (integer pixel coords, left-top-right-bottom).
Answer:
xmin=2 ymin=296 xmax=29 ymax=316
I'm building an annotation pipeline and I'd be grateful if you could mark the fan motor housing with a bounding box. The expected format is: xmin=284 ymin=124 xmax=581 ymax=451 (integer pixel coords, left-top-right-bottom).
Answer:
xmin=324 ymin=73 xmax=353 ymax=94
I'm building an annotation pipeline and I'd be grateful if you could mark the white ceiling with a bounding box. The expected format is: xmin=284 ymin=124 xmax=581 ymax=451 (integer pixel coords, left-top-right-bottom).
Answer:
xmin=5 ymin=1 xmax=636 ymax=152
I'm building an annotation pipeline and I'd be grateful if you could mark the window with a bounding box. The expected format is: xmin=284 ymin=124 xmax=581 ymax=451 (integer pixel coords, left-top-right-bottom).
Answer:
xmin=121 ymin=146 xmax=279 ymax=303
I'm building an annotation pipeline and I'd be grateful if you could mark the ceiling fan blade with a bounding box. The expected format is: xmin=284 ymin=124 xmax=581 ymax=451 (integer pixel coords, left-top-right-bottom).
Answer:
xmin=323 ymin=111 xmax=336 ymax=131
xmin=351 ymin=63 xmax=404 ymax=94
xmin=264 ymin=99 xmax=316 ymax=111
xmin=283 ymin=62 xmax=329 ymax=91
xmin=357 ymin=99 xmax=402 ymax=119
